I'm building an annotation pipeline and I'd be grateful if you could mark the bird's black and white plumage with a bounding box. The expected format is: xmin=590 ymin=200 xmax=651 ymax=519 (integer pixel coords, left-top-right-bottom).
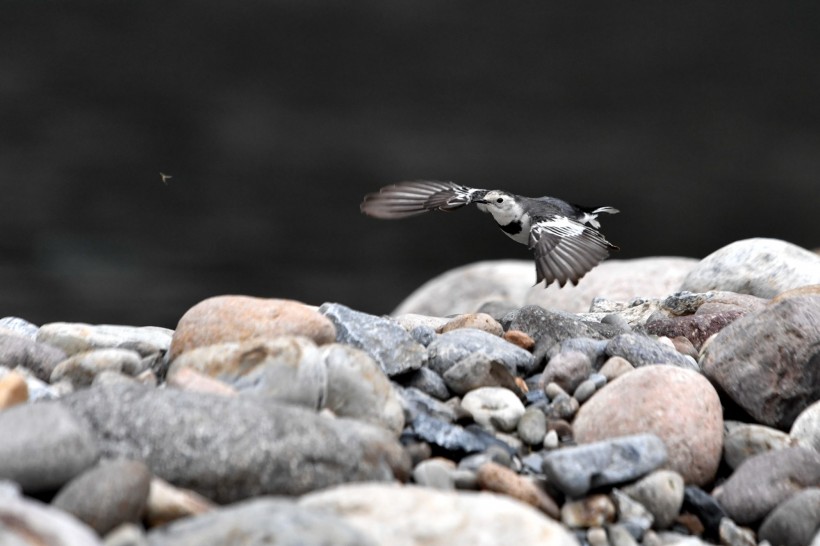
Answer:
xmin=360 ymin=180 xmax=619 ymax=287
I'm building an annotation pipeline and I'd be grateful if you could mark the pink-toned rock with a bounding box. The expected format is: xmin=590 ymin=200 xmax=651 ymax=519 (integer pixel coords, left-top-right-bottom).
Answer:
xmin=0 ymin=371 xmax=28 ymax=409
xmin=645 ymin=312 xmax=744 ymax=350
xmin=437 ymin=313 xmax=504 ymax=336
xmin=476 ymin=461 xmax=560 ymax=518
xmin=573 ymin=365 xmax=723 ymax=486
xmin=165 ymin=367 xmax=237 ymax=396
xmin=169 ymin=295 xmax=336 ymax=360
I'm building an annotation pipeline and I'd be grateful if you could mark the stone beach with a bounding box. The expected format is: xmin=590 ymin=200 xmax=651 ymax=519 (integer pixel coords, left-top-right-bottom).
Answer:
xmin=0 ymin=237 xmax=819 ymax=545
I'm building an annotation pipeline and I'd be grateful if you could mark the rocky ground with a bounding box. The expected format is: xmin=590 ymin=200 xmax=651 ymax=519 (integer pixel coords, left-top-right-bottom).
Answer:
xmin=0 ymin=237 xmax=819 ymax=546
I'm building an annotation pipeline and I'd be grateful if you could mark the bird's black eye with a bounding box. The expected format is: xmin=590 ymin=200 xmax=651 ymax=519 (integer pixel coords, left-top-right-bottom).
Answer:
xmin=496 ymin=198 xmax=503 ymax=203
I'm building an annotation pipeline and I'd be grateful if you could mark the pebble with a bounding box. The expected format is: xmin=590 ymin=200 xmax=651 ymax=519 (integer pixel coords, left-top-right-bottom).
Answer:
xmin=503 ymin=329 xmax=535 ymax=350
xmin=541 ymin=350 xmax=593 ymax=393
xmin=427 ymin=328 xmax=534 ymax=376
xmin=39 ymin=322 xmax=173 ymax=358
xmin=461 ymin=386 xmax=525 ymax=432
xmin=718 ymin=517 xmax=757 ymax=546
xmin=723 ymin=421 xmax=796 ymax=469
xmin=437 ymin=312 xmax=504 ymax=336
xmin=542 ymin=433 xmax=667 ymax=497
xmin=476 ymin=461 xmax=561 ymax=518
xmin=503 ymin=305 xmax=605 ymax=365
xmin=543 ymin=429 xmax=560 ymax=449
xmin=757 ymin=487 xmax=820 ymax=546
xmin=0 ymin=370 xmax=28 ymax=409
xmin=715 ymin=446 xmax=820 ymax=525
xmin=442 ymin=353 xmax=521 ymax=396
xmin=320 ymin=302 xmax=426 ymax=376
xmin=573 ymin=378 xmax=598 ymax=403
xmin=0 ymin=332 xmax=67 ymax=381
xmin=393 ymin=313 xmax=448 ymax=333
xmin=0 ymin=490 xmax=103 ymax=545
xmin=399 ymin=366 xmax=450 ymax=400
xmin=606 ymin=333 xmax=698 ymax=370
xmin=167 ymin=337 xmax=328 ymax=409
xmin=645 ymin=311 xmax=744 ymax=350
xmin=612 ymin=488 xmax=654 ymax=538
xmin=608 ymin=523 xmax=640 ymax=546
xmin=409 ymin=324 xmax=437 ymax=346
xmin=791 ymin=399 xmax=820 ymax=451
xmin=145 ymin=476 xmax=216 ymax=527
xmin=0 ymin=315 xmax=39 ymax=339
xmin=299 ymin=482 xmax=578 ymax=546
xmin=51 ymin=348 xmax=146 ymax=388
xmin=59 ymin=383 xmax=410 ymax=503
xmin=681 ymin=486 xmax=726 ymax=541
xmin=0 ymin=402 xmax=99 ymax=493
xmin=573 ymin=365 xmax=723 ymax=486
xmin=164 ymin=367 xmax=237 ymax=396
xmin=52 ymin=458 xmax=152 ymax=536
xmin=621 ymin=470 xmax=685 ymax=530
xmin=561 ymin=494 xmax=616 ymax=528
xmin=517 ymin=406 xmax=547 ymax=446
xmin=701 ymin=294 xmax=820 ymax=429
xmin=412 ymin=457 xmax=456 ymax=490
xmin=588 ymin=526 xmax=609 ymax=546
xmin=679 ymin=238 xmax=820 ymax=298
xmin=599 ymin=355 xmax=635 ymax=380
xmin=407 ymin=412 xmax=499 ymax=454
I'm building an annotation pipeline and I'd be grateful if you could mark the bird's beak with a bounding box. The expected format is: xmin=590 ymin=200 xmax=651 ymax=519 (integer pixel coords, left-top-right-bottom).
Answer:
xmin=474 ymin=199 xmax=488 ymax=204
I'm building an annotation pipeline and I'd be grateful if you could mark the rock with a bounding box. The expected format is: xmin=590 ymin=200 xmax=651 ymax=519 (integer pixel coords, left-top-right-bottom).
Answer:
xmin=0 ymin=492 xmax=102 ymax=545
xmin=399 ymin=367 xmax=450 ymax=400
xmin=715 ymin=447 xmax=820 ymax=524
xmin=476 ymin=461 xmax=560 ymax=517
xmin=723 ymin=422 xmax=796 ymax=470
xmin=409 ymin=325 xmax=437 ymax=346
xmin=548 ymin=337 xmax=610 ymax=367
xmin=0 ymin=333 xmax=67 ymax=381
xmin=599 ymin=356 xmax=635 ymax=380
xmin=399 ymin=386 xmax=458 ymax=423
xmin=605 ymin=333 xmax=698 ymax=370
xmin=526 ymin=258 xmax=698 ymax=313
xmin=517 ymin=406 xmax=548 ymax=446
xmin=574 ymin=365 xmax=723 ymax=486
xmin=427 ymin=328 xmax=533 ymax=376
xmin=0 ymin=316 xmax=39 ymax=339
xmin=612 ymin=488 xmax=654 ymax=538
xmin=51 ymin=348 xmax=146 ymax=388
xmin=147 ymin=497 xmax=373 ymax=546
xmin=168 ymin=337 xmax=327 ymax=409
xmin=145 ymin=477 xmax=216 ymax=527
xmin=437 ymin=313 xmax=504 ymax=336
xmin=680 ymin=238 xmax=820 ymax=298
xmin=791 ymin=400 xmax=820 ymax=451
xmin=541 ymin=351 xmax=593 ymax=393
xmin=461 ymin=387 xmax=526 ymax=432
xmin=503 ymin=305 xmax=604 ymax=365
xmin=0 ymin=402 xmax=99 ymax=493
xmin=561 ymin=494 xmax=616 ymax=528
xmin=165 ymin=367 xmax=237 ymax=396
xmin=608 ymin=523 xmax=641 ymax=546
xmin=38 ymin=322 xmax=173 ymax=357
xmin=393 ymin=313 xmax=448 ymax=333
xmin=542 ymin=433 xmax=667 ymax=497
xmin=758 ymin=487 xmax=820 ymax=546
xmin=59 ymin=383 xmax=410 ymax=503
xmin=719 ymin=518 xmax=757 ymax=546
xmin=320 ymin=343 xmax=405 ymax=435
xmin=407 ymin=412 xmax=504 ymax=454
xmin=682 ymin=486 xmax=725 ymax=541
xmin=644 ymin=312 xmax=743 ymax=351
xmin=411 ymin=458 xmax=455 ymax=490
xmin=700 ymin=294 xmax=820 ymax=429
xmin=573 ymin=379 xmax=598 ymax=403
xmin=168 ymin=296 xmax=334 ymax=360
xmin=504 ymin=329 xmax=536 ymax=350
xmin=442 ymin=353 xmax=521 ymax=396
xmin=52 ymin=458 xmax=152 ymax=536
xmin=694 ymin=292 xmax=769 ymax=315
xmin=622 ymin=470 xmax=685 ymax=530
xmin=104 ymin=523 xmax=147 ymax=546
xmin=299 ymin=482 xmax=579 ymax=546
xmin=392 ymin=260 xmax=536 ymax=316
xmin=319 ymin=302 xmax=425 ymax=376
xmin=0 ymin=370 xmax=28 ymax=409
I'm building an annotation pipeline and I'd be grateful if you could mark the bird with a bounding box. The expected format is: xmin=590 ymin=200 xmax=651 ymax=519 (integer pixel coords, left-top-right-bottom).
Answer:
xmin=360 ymin=180 xmax=619 ymax=287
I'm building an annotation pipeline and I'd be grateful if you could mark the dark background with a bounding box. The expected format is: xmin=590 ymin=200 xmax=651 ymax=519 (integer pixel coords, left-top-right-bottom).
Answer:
xmin=2 ymin=1 xmax=818 ymax=328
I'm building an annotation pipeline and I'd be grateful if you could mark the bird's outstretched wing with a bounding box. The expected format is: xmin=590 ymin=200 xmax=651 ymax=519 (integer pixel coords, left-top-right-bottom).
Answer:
xmin=361 ymin=180 xmax=487 ymax=219
xmin=529 ymin=216 xmax=619 ymax=287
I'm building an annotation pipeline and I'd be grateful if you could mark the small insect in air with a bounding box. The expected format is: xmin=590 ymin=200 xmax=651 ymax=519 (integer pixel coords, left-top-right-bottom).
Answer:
xmin=160 ymin=172 xmax=173 ymax=185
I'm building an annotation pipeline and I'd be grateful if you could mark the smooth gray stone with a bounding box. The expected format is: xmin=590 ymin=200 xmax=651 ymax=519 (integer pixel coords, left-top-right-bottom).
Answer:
xmin=0 ymin=333 xmax=68 ymax=381
xmin=548 ymin=337 xmax=610 ymax=368
xmin=542 ymin=433 xmax=668 ymax=497
xmin=0 ymin=493 xmax=102 ymax=545
xmin=37 ymin=323 xmax=173 ymax=357
xmin=517 ymin=406 xmax=547 ymax=446
xmin=51 ymin=348 xmax=146 ymax=388
xmin=622 ymin=470 xmax=685 ymax=530
xmin=59 ymin=384 xmax=409 ymax=503
xmin=0 ymin=403 xmax=99 ymax=493
xmin=146 ymin=497 xmax=374 ymax=546
xmin=443 ymin=354 xmax=521 ymax=396
xmin=319 ymin=303 xmax=426 ymax=376
xmin=758 ymin=488 xmax=820 ymax=546
xmin=792 ymin=400 xmax=820 ymax=452
xmin=400 ymin=367 xmax=450 ymax=401
xmin=52 ymin=459 xmax=152 ymax=536
xmin=412 ymin=458 xmax=455 ymax=490
xmin=606 ymin=333 xmax=698 ymax=369
xmin=0 ymin=316 xmax=39 ymax=339
xmin=503 ymin=305 xmax=604 ymax=364
xmin=427 ymin=328 xmax=533 ymax=376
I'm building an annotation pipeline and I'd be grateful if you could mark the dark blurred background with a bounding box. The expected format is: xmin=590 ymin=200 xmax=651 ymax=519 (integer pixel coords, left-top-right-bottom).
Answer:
xmin=2 ymin=1 xmax=818 ymax=328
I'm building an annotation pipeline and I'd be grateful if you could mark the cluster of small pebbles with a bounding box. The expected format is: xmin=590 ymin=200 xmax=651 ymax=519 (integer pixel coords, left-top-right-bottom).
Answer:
xmin=0 ymin=237 xmax=818 ymax=546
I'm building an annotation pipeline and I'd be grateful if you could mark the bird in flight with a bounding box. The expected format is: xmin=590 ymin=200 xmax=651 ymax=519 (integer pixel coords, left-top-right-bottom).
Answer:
xmin=360 ymin=180 xmax=619 ymax=287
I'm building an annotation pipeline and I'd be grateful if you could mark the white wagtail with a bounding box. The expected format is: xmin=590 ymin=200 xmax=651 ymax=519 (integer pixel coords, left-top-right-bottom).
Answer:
xmin=360 ymin=180 xmax=619 ymax=287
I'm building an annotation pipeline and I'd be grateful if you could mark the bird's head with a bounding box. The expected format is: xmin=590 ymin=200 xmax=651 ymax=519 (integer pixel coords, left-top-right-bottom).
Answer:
xmin=475 ymin=190 xmax=523 ymax=223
